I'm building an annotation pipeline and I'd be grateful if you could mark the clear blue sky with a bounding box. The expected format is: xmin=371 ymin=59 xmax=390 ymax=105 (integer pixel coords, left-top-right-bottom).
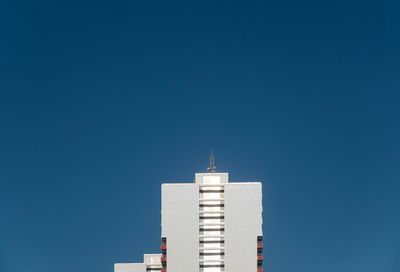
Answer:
xmin=1 ymin=0 xmax=399 ymax=272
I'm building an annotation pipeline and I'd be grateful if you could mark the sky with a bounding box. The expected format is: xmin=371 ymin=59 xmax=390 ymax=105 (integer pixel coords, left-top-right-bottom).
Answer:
xmin=0 ymin=0 xmax=399 ymax=272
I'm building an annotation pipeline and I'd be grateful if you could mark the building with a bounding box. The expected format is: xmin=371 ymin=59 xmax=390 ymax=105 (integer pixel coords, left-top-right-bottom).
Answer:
xmin=115 ymin=156 xmax=263 ymax=272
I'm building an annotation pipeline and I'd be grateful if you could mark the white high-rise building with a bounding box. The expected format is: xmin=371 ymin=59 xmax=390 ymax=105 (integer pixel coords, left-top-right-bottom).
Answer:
xmin=115 ymin=156 xmax=263 ymax=272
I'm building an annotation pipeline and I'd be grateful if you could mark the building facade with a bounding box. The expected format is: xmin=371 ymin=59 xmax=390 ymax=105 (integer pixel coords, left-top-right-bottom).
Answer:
xmin=115 ymin=168 xmax=263 ymax=272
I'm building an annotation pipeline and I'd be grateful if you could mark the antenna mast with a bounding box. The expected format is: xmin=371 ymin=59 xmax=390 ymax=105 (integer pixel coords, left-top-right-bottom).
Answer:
xmin=207 ymin=151 xmax=216 ymax=173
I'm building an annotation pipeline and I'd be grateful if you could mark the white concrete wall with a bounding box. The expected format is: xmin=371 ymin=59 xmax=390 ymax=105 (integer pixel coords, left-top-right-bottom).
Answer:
xmin=224 ymin=182 xmax=262 ymax=272
xmin=114 ymin=263 xmax=146 ymax=272
xmin=162 ymin=184 xmax=199 ymax=272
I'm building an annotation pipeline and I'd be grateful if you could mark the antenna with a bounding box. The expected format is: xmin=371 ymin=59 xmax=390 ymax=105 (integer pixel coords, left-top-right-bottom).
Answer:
xmin=207 ymin=151 xmax=216 ymax=173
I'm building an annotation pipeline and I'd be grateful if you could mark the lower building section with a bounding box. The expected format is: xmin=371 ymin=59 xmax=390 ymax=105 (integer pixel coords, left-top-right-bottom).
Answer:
xmin=115 ymin=254 xmax=161 ymax=272
xmin=115 ymin=263 xmax=146 ymax=272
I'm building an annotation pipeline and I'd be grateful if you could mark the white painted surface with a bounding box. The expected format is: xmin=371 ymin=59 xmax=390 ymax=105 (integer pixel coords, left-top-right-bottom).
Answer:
xmin=114 ymin=263 xmax=146 ymax=272
xmin=162 ymin=184 xmax=199 ymax=272
xmin=224 ymin=182 xmax=262 ymax=272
